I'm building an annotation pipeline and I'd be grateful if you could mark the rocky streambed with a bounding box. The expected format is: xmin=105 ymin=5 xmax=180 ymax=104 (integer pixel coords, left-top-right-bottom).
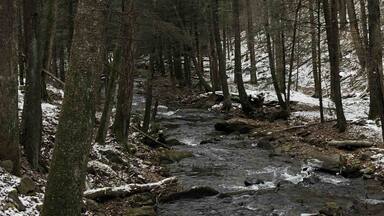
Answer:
xmin=156 ymin=108 xmax=384 ymax=216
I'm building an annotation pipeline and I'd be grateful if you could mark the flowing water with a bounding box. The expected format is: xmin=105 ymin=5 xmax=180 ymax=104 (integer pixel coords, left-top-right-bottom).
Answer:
xmin=154 ymin=108 xmax=384 ymax=216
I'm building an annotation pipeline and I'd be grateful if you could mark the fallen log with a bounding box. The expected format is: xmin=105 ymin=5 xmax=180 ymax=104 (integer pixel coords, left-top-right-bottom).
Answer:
xmin=327 ymin=140 xmax=374 ymax=150
xmin=83 ymin=177 xmax=177 ymax=200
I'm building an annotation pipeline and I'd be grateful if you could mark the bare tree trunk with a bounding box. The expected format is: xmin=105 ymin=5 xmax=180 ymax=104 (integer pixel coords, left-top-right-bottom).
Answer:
xmin=17 ymin=0 xmax=25 ymax=86
xmin=318 ymin=0 xmax=325 ymax=123
xmin=233 ymin=0 xmax=253 ymax=113
xmin=113 ymin=0 xmax=136 ymax=145
xmin=41 ymin=0 xmax=107 ymax=214
xmin=41 ymin=0 xmax=57 ymax=102
xmin=346 ymin=0 xmax=366 ymax=71
xmin=367 ymin=0 xmax=384 ymax=141
xmin=167 ymin=46 xmax=176 ymax=87
xmin=310 ymin=0 xmax=321 ymax=98
xmin=287 ymin=0 xmax=302 ymax=109
xmin=0 ymin=0 xmax=21 ymax=175
xmin=194 ymin=22 xmax=212 ymax=92
xmin=96 ymin=49 xmax=120 ymax=145
xmin=271 ymin=0 xmax=286 ymax=98
xmin=361 ymin=0 xmax=379 ymax=119
xmin=338 ymin=0 xmax=348 ymax=30
xmin=58 ymin=43 xmax=65 ymax=82
xmin=323 ymin=0 xmax=347 ymax=132
xmin=208 ymin=22 xmax=220 ymax=91
xmin=173 ymin=45 xmax=184 ymax=85
xmin=183 ymin=48 xmax=192 ymax=88
xmin=246 ymin=0 xmax=257 ymax=84
xmin=212 ymin=0 xmax=231 ymax=110
xmin=264 ymin=0 xmax=287 ymax=110
xmin=143 ymin=55 xmax=154 ymax=133
xmin=21 ymin=0 xmax=43 ymax=169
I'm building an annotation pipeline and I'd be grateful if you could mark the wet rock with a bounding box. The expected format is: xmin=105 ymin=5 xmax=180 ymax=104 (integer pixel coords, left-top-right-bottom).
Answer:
xmin=8 ymin=189 xmax=26 ymax=211
xmin=360 ymin=152 xmax=374 ymax=161
xmin=0 ymin=160 xmax=14 ymax=173
xmin=128 ymin=192 xmax=154 ymax=207
xmin=125 ymin=144 xmax=138 ymax=155
xmin=160 ymin=186 xmax=219 ymax=203
xmin=311 ymin=154 xmax=341 ymax=175
xmin=361 ymin=166 xmax=375 ymax=175
xmin=341 ymin=165 xmax=362 ymax=178
xmin=257 ymin=136 xmax=278 ymax=150
xmin=302 ymin=175 xmax=321 ymax=185
xmin=319 ymin=202 xmax=343 ymax=216
xmin=214 ymin=118 xmax=257 ymax=134
xmin=165 ymin=139 xmax=185 ymax=146
xmin=17 ymin=176 xmax=37 ymax=195
xmin=244 ymin=178 xmax=265 ymax=186
xmin=157 ymin=105 xmax=169 ymax=113
xmin=84 ymin=198 xmax=99 ymax=211
xmin=276 ymin=180 xmax=295 ymax=189
xmin=100 ymin=149 xmax=125 ymax=164
xmin=200 ymin=138 xmax=221 ymax=145
xmin=267 ymin=110 xmax=289 ymax=122
xmin=87 ymin=160 xmax=117 ymax=177
xmin=142 ymin=137 xmax=161 ymax=148
xmin=158 ymin=150 xmax=193 ymax=164
xmin=125 ymin=206 xmax=156 ymax=216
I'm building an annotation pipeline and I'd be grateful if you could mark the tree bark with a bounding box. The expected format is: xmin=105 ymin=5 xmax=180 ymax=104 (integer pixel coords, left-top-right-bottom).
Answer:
xmin=212 ymin=0 xmax=231 ymax=110
xmin=17 ymin=0 xmax=25 ymax=86
xmin=113 ymin=0 xmax=136 ymax=145
xmin=318 ymin=0 xmax=325 ymax=123
xmin=142 ymin=55 xmax=154 ymax=134
xmin=0 ymin=0 xmax=21 ymax=175
xmin=193 ymin=21 xmax=212 ymax=92
xmin=338 ymin=0 xmax=348 ymax=30
xmin=246 ymin=0 xmax=257 ymax=84
xmin=367 ymin=0 xmax=384 ymax=141
xmin=41 ymin=0 xmax=107 ymax=215
xmin=361 ymin=0 xmax=378 ymax=119
xmin=21 ymin=0 xmax=43 ymax=169
xmin=41 ymin=0 xmax=58 ymax=102
xmin=208 ymin=22 xmax=220 ymax=91
xmin=323 ymin=0 xmax=347 ymax=132
xmin=346 ymin=0 xmax=366 ymax=71
xmin=96 ymin=49 xmax=120 ymax=145
xmin=233 ymin=0 xmax=253 ymax=113
xmin=264 ymin=0 xmax=287 ymax=110
xmin=271 ymin=0 xmax=286 ymax=97
xmin=287 ymin=0 xmax=302 ymax=109
xmin=310 ymin=0 xmax=321 ymax=98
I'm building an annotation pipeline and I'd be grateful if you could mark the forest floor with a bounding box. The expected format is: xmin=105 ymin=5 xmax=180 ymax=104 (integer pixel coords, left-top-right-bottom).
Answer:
xmin=2 ymin=73 xmax=384 ymax=215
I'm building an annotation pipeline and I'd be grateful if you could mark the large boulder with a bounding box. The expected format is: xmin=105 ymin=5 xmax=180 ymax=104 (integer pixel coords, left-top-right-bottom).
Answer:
xmin=309 ymin=154 xmax=342 ymax=175
xmin=215 ymin=118 xmax=259 ymax=134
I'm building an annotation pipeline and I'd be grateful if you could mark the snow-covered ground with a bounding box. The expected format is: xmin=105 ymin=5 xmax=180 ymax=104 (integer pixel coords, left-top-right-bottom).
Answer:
xmin=0 ymin=168 xmax=43 ymax=216
xmin=1 ymin=84 xmax=164 ymax=215
xmin=206 ymin=30 xmax=383 ymax=140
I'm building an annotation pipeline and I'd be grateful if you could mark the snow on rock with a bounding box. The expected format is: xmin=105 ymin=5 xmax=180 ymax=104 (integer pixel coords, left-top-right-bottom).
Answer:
xmin=87 ymin=160 xmax=118 ymax=177
xmin=0 ymin=168 xmax=42 ymax=216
